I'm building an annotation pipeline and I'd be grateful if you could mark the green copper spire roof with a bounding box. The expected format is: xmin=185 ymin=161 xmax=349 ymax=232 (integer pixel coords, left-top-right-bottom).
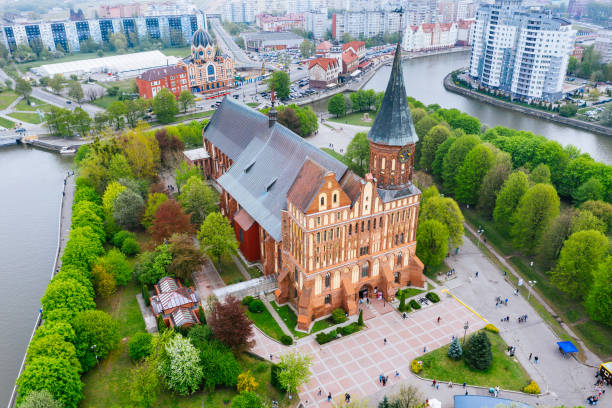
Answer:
xmin=367 ymin=38 xmax=418 ymax=146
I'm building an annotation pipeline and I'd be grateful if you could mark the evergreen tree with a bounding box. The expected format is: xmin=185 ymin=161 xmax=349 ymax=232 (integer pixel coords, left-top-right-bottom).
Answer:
xmin=463 ymin=331 xmax=492 ymax=371
xmin=447 ymin=337 xmax=462 ymax=360
xmin=357 ymin=309 xmax=364 ymax=326
xmin=378 ymin=396 xmax=391 ymax=408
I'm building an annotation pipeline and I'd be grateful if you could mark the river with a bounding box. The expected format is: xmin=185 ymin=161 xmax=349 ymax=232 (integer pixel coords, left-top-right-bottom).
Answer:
xmin=0 ymin=145 xmax=71 ymax=406
xmin=310 ymin=51 xmax=612 ymax=164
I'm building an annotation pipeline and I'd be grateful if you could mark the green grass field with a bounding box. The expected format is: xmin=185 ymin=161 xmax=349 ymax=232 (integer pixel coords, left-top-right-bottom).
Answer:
xmin=0 ymin=91 xmax=19 ymax=110
xmin=0 ymin=116 xmax=15 ymax=129
xmin=246 ymin=308 xmax=286 ymax=341
xmin=271 ymin=301 xmax=335 ymax=338
xmin=215 ymin=254 xmax=246 ymax=285
xmin=8 ymin=111 xmax=43 ymax=124
xmin=418 ymin=330 xmax=532 ymax=391
xmin=328 ymin=110 xmax=377 ymax=127
xmin=14 ymin=97 xmax=52 ymax=112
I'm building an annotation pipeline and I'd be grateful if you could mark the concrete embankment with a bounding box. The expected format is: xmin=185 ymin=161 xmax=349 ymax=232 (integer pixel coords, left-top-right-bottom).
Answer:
xmin=443 ymin=72 xmax=612 ymax=136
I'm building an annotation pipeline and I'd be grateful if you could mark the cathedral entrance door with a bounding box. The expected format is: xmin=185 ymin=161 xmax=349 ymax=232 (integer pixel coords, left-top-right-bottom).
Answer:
xmin=359 ymin=286 xmax=369 ymax=299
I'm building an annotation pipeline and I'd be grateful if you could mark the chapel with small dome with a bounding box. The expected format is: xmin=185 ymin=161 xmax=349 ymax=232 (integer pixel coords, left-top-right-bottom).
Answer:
xmin=177 ymin=28 xmax=235 ymax=94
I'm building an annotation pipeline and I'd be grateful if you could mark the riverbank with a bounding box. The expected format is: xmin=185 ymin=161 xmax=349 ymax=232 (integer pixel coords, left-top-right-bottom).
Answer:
xmin=6 ymin=169 xmax=75 ymax=408
xmin=443 ymin=71 xmax=612 ymax=136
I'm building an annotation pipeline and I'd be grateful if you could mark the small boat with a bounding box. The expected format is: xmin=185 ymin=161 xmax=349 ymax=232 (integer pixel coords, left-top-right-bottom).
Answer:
xmin=59 ymin=146 xmax=76 ymax=155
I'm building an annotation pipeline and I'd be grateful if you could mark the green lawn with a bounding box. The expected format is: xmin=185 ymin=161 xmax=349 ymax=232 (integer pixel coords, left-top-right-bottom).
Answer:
xmin=462 ymin=208 xmax=612 ymax=359
xmin=91 ymin=95 xmax=119 ymax=109
xmin=246 ymin=308 xmax=286 ymax=341
xmin=424 ymin=261 xmax=448 ymax=284
xmin=321 ymin=147 xmax=346 ymax=162
xmin=0 ymin=116 xmax=15 ymax=129
xmin=8 ymin=111 xmax=43 ymax=124
xmin=398 ymin=287 xmax=425 ymax=299
xmin=271 ymin=301 xmax=335 ymax=338
xmin=418 ymin=330 xmax=531 ymax=391
xmin=328 ymin=110 xmax=377 ymax=127
xmin=247 ymin=102 xmax=260 ymax=107
xmin=0 ymin=91 xmax=19 ymax=110
xmin=14 ymin=97 xmax=52 ymax=112
xmin=217 ymin=254 xmax=246 ymax=285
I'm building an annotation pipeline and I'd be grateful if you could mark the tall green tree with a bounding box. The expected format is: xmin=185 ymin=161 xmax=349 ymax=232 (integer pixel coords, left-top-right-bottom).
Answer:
xmin=107 ymin=101 xmax=127 ymax=129
xmin=26 ymin=334 xmax=81 ymax=372
xmin=420 ymin=124 xmax=451 ymax=172
xmin=416 ymin=219 xmax=449 ymax=267
xmin=344 ymin=132 xmax=370 ymax=176
xmin=70 ymin=107 xmax=91 ymax=137
xmin=129 ymin=359 xmax=160 ymax=408
xmin=175 ymin=161 xmax=202 ymax=193
xmin=277 ymin=352 xmax=312 ymax=395
xmin=529 ymin=163 xmax=551 ymax=185
xmin=431 ymin=136 xmax=456 ymax=179
xmin=299 ymin=40 xmax=315 ymax=58
xmin=158 ymin=335 xmax=203 ymax=395
xmin=419 ymin=196 xmax=464 ymax=247
xmin=178 ymin=90 xmax=195 ymax=113
xmin=68 ymin=81 xmax=84 ymax=103
xmin=441 ymin=134 xmax=480 ymax=194
xmin=142 ymin=192 xmax=169 ymax=229
xmin=477 ymin=152 xmax=512 ymax=217
xmin=414 ymin=115 xmax=439 ymax=140
xmin=179 ymin=176 xmax=217 ymax=225
xmin=572 ymin=177 xmax=604 ymax=205
xmin=570 ymin=209 xmax=606 ymax=234
xmin=328 ymin=93 xmax=346 ymax=117
xmin=511 ymin=183 xmax=560 ymax=253
xmin=197 ymin=212 xmax=238 ymax=272
xmin=580 ymin=200 xmax=612 ymax=233
xmin=113 ymin=188 xmax=145 ymax=230
xmin=61 ymin=226 xmax=105 ymax=271
xmin=584 ymin=256 xmax=612 ymax=326
xmin=15 ymin=77 xmax=32 ymax=102
xmin=454 ymin=144 xmax=494 ymax=205
xmin=536 ymin=209 xmax=575 ymax=270
xmin=463 ymin=331 xmax=492 ymax=371
xmin=72 ymin=309 xmax=120 ymax=372
xmin=19 ymin=390 xmax=62 ymax=408
xmin=153 ymin=88 xmax=179 ymax=124
xmin=267 ymin=71 xmax=290 ymax=100
xmin=493 ymin=171 xmax=529 ymax=235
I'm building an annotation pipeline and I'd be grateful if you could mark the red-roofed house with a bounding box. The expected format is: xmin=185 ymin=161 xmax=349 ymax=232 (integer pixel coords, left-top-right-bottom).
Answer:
xmin=342 ymin=49 xmax=359 ymax=74
xmin=403 ymin=22 xmax=458 ymax=52
xmin=150 ymin=276 xmax=201 ymax=328
xmin=316 ymin=40 xmax=333 ymax=56
xmin=456 ymin=19 xmax=475 ymax=46
xmin=342 ymin=41 xmax=366 ymax=60
xmin=308 ymin=58 xmax=340 ymax=89
xmin=136 ymin=65 xmax=188 ymax=99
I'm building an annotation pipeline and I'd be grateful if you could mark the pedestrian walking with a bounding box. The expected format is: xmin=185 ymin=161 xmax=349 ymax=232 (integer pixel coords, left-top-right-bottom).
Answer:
xmin=423 ymin=346 xmax=427 ymax=353
xmin=475 ymin=271 xmax=479 ymax=278
xmin=449 ymin=381 xmax=453 ymax=388
xmin=432 ymin=379 xmax=436 ymax=387
xmin=269 ymin=354 xmax=273 ymax=361
xmin=328 ymin=393 xmax=332 ymax=402
xmin=395 ymin=371 xmax=399 ymax=379
xmin=463 ymin=382 xmax=467 ymax=388
xmin=504 ymin=298 xmax=508 ymax=305
xmin=524 ymin=314 xmax=528 ymax=322
xmin=529 ymin=353 xmax=532 ymax=361
xmin=437 ymin=316 xmax=441 ymax=324
xmin=402 ymin=312 xmax=407 ymax=319
xmin=534 ymin=356 xmax=539 ymax=364
xmin=436 ymin=383 xmax=439 ymax=390
xmin=384 ymin=338 xmax=387 ymax=345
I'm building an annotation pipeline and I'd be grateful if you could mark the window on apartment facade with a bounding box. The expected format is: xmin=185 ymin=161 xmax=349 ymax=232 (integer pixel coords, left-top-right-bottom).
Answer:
xmin=325 ymin=272 xmax=330 ymax=288
xmin=324 ymin=294 xmax=331 ymax=304
xmin=361 ymin=263 xmax=369 ymax=278
xmin=396 ymin=253 xmax=403 ymax=266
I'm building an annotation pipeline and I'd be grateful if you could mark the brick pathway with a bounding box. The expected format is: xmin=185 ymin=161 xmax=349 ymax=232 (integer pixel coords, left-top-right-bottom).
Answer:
xmin=192 ymin=256 xmax=225 ymax=300
xmin=250 ymin=294 xmax=486 ymax=406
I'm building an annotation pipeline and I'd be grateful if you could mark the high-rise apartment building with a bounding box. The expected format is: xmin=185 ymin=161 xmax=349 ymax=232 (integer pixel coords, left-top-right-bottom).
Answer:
xmin=304 ymin=11 xmax=330 ymax=39
xmin=332 ymin=10 xmax=401 ymax=39
xmin=469 ymin=0 xmax=575 ymax=101
xmin=223 ymin=0 xmax=257 ymax=23
xmin=595 ymin=30 xmax=612 ymax=63
xmin=287 ymin=0 xmax=322 ymax=13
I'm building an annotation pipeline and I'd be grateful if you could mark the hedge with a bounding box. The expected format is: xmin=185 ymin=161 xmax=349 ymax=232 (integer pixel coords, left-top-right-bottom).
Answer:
xmin=409 ymin=299 xmax=421 ymax=310
xmin=280 ymin=335 xmax=293 ymax=345
xmin=426 ymin=292 xmax=440 ymax=303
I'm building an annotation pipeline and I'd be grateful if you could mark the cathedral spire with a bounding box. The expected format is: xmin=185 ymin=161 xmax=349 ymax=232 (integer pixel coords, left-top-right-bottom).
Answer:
xmin=367 ymin=21 xmax=418 ymax=147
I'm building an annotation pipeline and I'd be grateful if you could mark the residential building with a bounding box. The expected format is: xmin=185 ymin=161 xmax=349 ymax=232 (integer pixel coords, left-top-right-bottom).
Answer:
xmin=568 ymin=0 xmax=589 ymax=18
xmin=595 ymin=30 xmax=612 ymax=63
xmin=343 ymin=40 xmax=366 ymax=60
xmin=456 ymin=18 xmax=475 ymax=45
xmin=256 ymin=14 xmax=304 ymax=32
xmin=176 ymin=28 xmax=235 ymax=94
xmin=308 ymin=57 xmax=341 ymax=88
xmin=150 ymin=277 xmax=201 ymax=328
xmin=332 ymin=10 xmax=401 ymax=39
xmin=255 ymin=0 xmax=288 ymax=15
xmin=136 ymin=65 xmax=188 ymax=99
xmin=403 ymin=22 xmax=458 ymax=52
xmin=469 ymin=0 xmax=575 ymax=101
xmin=342 ymin=49 xmax=359 ymax=74
xmin=316 ymin=40 xmax=333 ymax=56
xmin=242 ymin=31 xmax=304 ymax=51
xmin=571 ymin=44 xmax=585 ymax=61
xmin=223 ymin=0 xmax=257 ymax=23
xmin=0 ymin=11 xmax=206 ymax=54
xmin=405 ymin=0 xmax=440 ymax=26
xmin=200 ymin=38 xmax=425 ymax=330
xmin=304 ymin=11 xmax=329 ymax=39
xmin=288 ymin=0 xmax=323 ymax=13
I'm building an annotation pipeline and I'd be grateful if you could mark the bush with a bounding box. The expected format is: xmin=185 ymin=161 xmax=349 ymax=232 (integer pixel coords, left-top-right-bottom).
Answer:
xmin=357 ymin=309 xmax=364 ymax=326
xmin=464 ymin=331 xmax=492 ymax=371
xmin=141 ymin=284 xmax=150 ymax=306
xmin=316 ymin=329 xmax=338 ymax=344
xmin=484 ymin=323 xmax=499 ymax=333
xmin=410 ymin=359 xmax=423 ymax=374
xmin=241 ymin=296 xmax=254 ymax=306
xmin=280 ymin=335 xmax=293 ymax=345
xmin=157 ymin=314 xmax=166 ymax=332
xmin=270 ymin=364 xmax=282 ymax=390
xmin=198 ymin=305 xmax=206 ymax=325
xmin=112 ymin=230 xmax=135 ymax=247
xmin=409 ymin=299 xmax=421 ymax=310
xmin=128 ymin=332 xmax=153 ymax=361
xmin=121 ymin=237 xmax=140 ymax=256
xmin=425 ymin=292 xmax=440 ymax=303
xmin=331 ymin=308 xmax=348 ymax=324
xmin=339 ymin=322 xmax=361 ymax=336
xmin=523 ymin=380 xmax=540 ymax=394
xmin=247 ymin=299 xmax=265 ymax=313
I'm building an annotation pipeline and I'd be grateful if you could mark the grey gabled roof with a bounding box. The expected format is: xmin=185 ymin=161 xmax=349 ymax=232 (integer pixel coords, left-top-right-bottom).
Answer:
xmin=204 ymin=98 xmax=270 ymax=161
xmin=368 ymin=38 xmax=418 ymax=146
xmin=217 ymin=121 xmax=348 ymax=241
xmin=377 ymin=183 xmax=421 ymax=203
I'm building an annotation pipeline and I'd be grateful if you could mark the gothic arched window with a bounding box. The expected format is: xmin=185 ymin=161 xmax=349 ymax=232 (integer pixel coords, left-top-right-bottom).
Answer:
xmin=325 ymin=272 xmax=330 ymax=288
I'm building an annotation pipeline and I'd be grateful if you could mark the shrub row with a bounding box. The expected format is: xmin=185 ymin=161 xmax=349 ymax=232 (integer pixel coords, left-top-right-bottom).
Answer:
xmin=315 ymin=322 xmax=363 ymax=344
xmin=425 ymin=292 xmax=440 ymax=303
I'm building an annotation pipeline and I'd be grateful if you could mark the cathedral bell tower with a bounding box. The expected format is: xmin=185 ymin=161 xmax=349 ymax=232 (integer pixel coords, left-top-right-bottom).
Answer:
xmin=367 ymin=30 xmax=418 ymax=190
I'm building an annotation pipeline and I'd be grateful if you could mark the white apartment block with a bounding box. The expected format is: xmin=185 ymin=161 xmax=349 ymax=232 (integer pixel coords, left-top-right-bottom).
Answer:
xmin=304 ymin=11 xmax=330 ymax=39
xmin=288 ymin=0 xmax=322 ymax=13
xmin=0 ymin=12 xmax=206 ymax=54
xmin=333 ymin=10 xmax=401 ymax=39
xmin=469 ymin=0 xmax=575 ymax=101
xmin=403 ymin=22 xmax=458 ymax=51
xmin=223 ymin=1 xmax=257 ymax=23
xmin=594 ymin=30 xmax=612 ymax=63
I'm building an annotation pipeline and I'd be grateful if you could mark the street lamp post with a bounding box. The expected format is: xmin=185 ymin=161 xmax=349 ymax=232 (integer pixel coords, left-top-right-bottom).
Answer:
xmin=527 ymin=280 xmax=537 ymax=301
xmin=463 ymin=321 xmax=469 ymax=346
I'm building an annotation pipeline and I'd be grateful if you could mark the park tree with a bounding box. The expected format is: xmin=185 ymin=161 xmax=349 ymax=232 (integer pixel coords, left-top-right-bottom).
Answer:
xmin=416 ymin=219 xmax=449 ymax=267
xmin=91 ymin=263 xmax=117 ymax=298
xmin=454 ymin=143 xmax=494 ymax=205
xmin=70 ymin=107 xmax=91 ymax=137
xmin=19 ymin=390 xmax=62 ymax=408
xmin=61 ymin=226 xmax=105 ymax=271
xmin=277 ymin=352 xmax=312 ymax=396
xmin=179 ymin=176 xmax=217 ymax=225
xmin=580 ymin=200 xmax=612 ymax=233
xmin=68 ymin=81 xmax=84 ymax=103
xmin=150 ymin=199 xmax=192 ymax=243
xmin=493 ymin=171 xmax=529 ymax=235
xmin=98 ymin=248 xmax=132 ymax=285
xmin=156 ymin=128 xmax=185 ymax=166
xmin=197 ymin=212 xmax=238 ymax=272
xmin=158 ymin=335 xmax=203 ymax=395
xmin=128 ymin=332 xmax=154 ymax=361
xmin=48 ymin=75 xmax=64 ymax=94
xmin=153 ymin=88 xmax=179 ymax=123
xmin=71 ymin=200 xmax=105 ymax=243
xmin=45 ymin=106 xmax=73 ymax=138
xmin=54 ymin=265 xmax=94 ymax=298
xmin=113 ymin=188 xmax=145 ymax=230
xmin=117 ymin=126 xmax=161 ymax=181
xmin=550 ymin=230 xmax=608 ymax=300
xmin=584 ymin=256 xmax=612 ymax=326
xmin=73 ymin=184 xmax=100 ymax=206
xmin=142 ymin=192 xmax=168 ymax=228
xmin=129 ymin=359 xmax=160 ymax=408
xmin=571 ymin=209 xmax=606 ymax=234
xmin=167 ymin=233 xmax=203 ymax=282
xmin=387 ymin=385 xmax=424 ymax=408
xmin=431 ymin=135 xmax=456 ymax=179
xmin=133 ymin=244 xmax=173 ymax=284
xmin=441 ymin=134 xmax=481 ymax=194
xmin=178 ymin=90 xmax=196 ymax=113
xmin=108 ymin=154 xmax=133 ymax=181
xmin=529 ymin=163 xmax=551 ymax=185
xmin=299 ymin=39 xmax=316 ymax=58
xmin=102 ymin=181 xmax=126 ymax=215
xmin=328 ymin=93 xmax=346 ymax=117
xmin=32 ymin=320 xmax=76 ymax=344
xmin=15 ymin=77 xmax=32 ymax=102
xmin=344 ymin=131 xmax=370 ymax=176
xmin=573 ymin=177 xmax=604 ymax=205
xmin=463 ymin=331 xmax=492 ymax=371
xmin=198 ymin=340 xmax=241 ymax=390
xmin=237 ymin=371 xmax=259 ymax=393
xmin=448 ymin=337 xmax=462 ymax=359
xmin=208 ymin=295 xmax=254 ymax=351
xmin=231 ymin=392 xmax=262 ymax=408
xmin=477 ymin=152 xmax=512 ymax=217
xmin=536 ymin=209 xmax=575 ymax=270
xmin=419 ymin=196 xmax=464 ymax=248
xmin=511 ymin=183 xmax=560 ymax=253
xmin=175 ymin=161 xmax=202 ymax=192
xmin=277 ymin=107 xmax=301 ymax=135
xmin=16 ymin=356 xmax=83 ymax=408
xmin=293 ymin=105 xmax=318 ymax=137
xmin=420 ymin=124 xmax=451 ymax=172
xmin=411 ymin=107 xmax=427 ymax=124
xmin=107 ymin=101 xmax=128 ymax=129
xmin=72 ymin=309 xmax=120 ymax=372
xmin=267 ymin=70 xmax=290 ymax=100
xmin=414 ymin=115 xmax=439 ymax=140
xmin=26 ymin=334 xmax=81 ymax=372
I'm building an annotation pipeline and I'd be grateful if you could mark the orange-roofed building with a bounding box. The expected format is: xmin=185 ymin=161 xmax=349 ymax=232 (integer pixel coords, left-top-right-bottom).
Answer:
xmin=308 ymin=58 xmax=340 ymax=88
xmin=342 ymin=41 xmax=366 ymax=60
xmin=342 ymin=49 xmax=359 ymax=74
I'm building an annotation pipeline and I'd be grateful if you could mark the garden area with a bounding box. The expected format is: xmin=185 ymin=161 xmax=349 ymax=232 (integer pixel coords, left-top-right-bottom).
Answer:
xmin=271 ymin=301 xmax=335 ymax=339
xmin=14 ymin=96 xmax=52 ymax=112
xmin=0 ymin=91 xmax=19 ymax=110
xmin=0 ymin=116 xmax=15 ymax=129
xmin=8 ymin=111 xmax=43 ymax=124
xmin=413 ymin=328 xmax=534 ymax=393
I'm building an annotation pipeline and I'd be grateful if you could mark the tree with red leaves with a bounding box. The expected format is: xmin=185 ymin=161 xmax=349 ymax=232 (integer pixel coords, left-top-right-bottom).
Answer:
xmin=155 ymin=128 xmax=184 ymax=166
xmin=208 ymin=295 xmax=254 ymax=351
xmin=150 ymin=199 xmax=192 ymax=243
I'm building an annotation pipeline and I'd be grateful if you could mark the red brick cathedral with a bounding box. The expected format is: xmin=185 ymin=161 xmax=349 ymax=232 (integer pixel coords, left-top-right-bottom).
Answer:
xmin=201 ymin=38 xmax=425 ymax=330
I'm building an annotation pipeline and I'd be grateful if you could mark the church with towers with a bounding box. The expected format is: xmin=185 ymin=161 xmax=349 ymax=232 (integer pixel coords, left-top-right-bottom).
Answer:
xmin=200 ymin=36 xmax=425 ymax=331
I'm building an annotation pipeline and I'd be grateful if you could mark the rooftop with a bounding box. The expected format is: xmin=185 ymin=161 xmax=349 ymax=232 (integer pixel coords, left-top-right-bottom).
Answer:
xmin=139 ymin=65 xmax=186 ymax=82
xmin=242 ymin=31 xmax=303 ymax=42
